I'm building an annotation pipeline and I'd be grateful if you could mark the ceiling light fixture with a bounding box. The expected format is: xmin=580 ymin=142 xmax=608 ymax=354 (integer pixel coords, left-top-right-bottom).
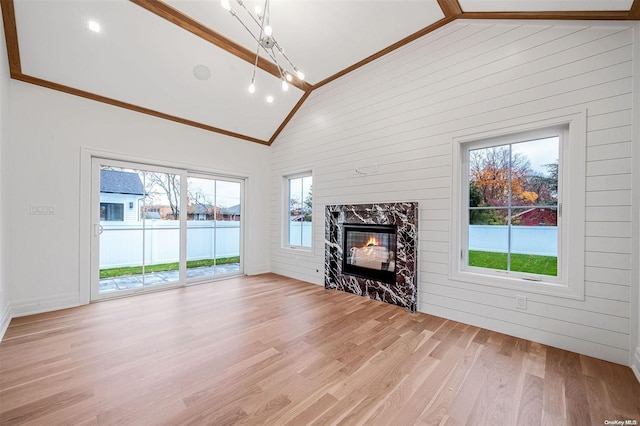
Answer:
xmin=220 ymin=0 xmax=305 ymax=98
xmin=87 ymin=20 xmax=101 ymax=33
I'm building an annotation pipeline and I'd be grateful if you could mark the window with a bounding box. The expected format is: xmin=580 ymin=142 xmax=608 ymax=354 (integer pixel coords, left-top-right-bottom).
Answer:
xmin=451 ymin=113 xmax=586 ymax=299
xmin=466 ymin=132 xmax=559 ymax=278
xmin=286 ymin=173 xmax=312 ymax=248
xmin=100 ymin=202 xmax=124 ymax=221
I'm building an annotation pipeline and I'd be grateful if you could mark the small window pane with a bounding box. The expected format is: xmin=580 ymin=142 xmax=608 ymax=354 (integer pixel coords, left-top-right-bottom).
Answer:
xmin=510 ymin=207 xmax=558 ymax=277
xmin=468 ymin=209 xmax=508 ymax=271
xmin=287 ymin=174 xmax=312 ymax=247
xmin=100 ymin=203 xmax=124 ymax=221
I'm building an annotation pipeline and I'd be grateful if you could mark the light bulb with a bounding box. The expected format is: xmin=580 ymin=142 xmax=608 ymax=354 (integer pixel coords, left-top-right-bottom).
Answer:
xmin=87 ymin=20 xmax=101 ymax=33
xmin=282 ymin=80 xmax=289 ymax=91
xmin=296 ymin=70 xmax=305 ymax=81
xmin=285 ymin=73 xmax=293 ymax=82
xmin=264 ymin=25 xmax=273 ymax=36
xmin=221 ymin=0 xmax=231 ymax=10
xmin=254 ymin=5 xmax=261 ymax=15
xmin=248 ymin=82 xmax=256 ymax=93
xmin=266 ymin=95 xmax=274 ymax=103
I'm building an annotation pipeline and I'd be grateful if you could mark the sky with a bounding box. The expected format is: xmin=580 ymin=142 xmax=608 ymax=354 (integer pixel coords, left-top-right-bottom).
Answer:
xmin=103 ymin=165 xmax=241 ymax=208
xmin=511 ymin=136 xmax=559 ymax=175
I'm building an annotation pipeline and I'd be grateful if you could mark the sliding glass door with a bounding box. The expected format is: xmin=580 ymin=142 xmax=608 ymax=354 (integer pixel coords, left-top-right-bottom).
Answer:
xmin=91 ymin=158 xmax=243 ymax=300
xmin=186 ymin=176 xmax=242 ymax=281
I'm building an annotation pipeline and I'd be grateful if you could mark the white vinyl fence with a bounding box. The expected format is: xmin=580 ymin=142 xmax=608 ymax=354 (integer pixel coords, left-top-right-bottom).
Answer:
xmin=101 ymin=222 xmax=554 ymax=269
xmin=469 ymin=225 xmax=557 ymax=256
xmin=288 ymin=223 xmax=555 ymax=256
xmin=289 ymin=221 xmax=312 ymax=247
xmin=100 ymin=220 xmax=240 ymax=269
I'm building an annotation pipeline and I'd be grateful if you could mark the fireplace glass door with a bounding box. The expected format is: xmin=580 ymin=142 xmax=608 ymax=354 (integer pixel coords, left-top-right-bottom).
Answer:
xmin=343 ymin=225 xmax=397 ymax=283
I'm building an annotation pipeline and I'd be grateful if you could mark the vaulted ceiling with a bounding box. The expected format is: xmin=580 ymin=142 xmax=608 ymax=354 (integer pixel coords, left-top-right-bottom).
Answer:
xmin=2 ymin=0 xmax=639 ymax=145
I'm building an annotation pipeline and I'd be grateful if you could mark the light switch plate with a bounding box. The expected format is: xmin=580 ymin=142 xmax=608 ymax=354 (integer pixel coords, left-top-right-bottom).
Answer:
xmin=30 ymin=205 xmax=55 ymax=215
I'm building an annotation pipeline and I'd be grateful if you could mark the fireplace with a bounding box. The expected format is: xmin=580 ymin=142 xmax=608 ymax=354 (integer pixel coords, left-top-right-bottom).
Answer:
xmin=325 ymin=202 xmax=418 ymax=312
xmin=343 ymin=224 xmax=397 ymax=284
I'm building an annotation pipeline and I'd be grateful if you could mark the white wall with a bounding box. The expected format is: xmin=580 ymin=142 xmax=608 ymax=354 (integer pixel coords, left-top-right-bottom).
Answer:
xmin=271 ymin=21 xmax=637 ymax=365
xmin=7 ymin=81 xmax=271 ymax=316
xmin=0 ymin=11 xmax=10 ymax=338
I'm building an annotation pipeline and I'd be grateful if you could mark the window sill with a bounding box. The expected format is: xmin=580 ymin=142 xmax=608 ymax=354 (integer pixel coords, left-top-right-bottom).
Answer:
xmin=282 ymin=245 xmax=314 ymax=255
xmin=449 ymin=269 xmax=584 ymax=300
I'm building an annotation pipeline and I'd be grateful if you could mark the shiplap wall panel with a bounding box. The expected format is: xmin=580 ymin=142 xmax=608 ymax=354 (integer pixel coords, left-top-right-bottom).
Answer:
xmin=270 ymin=21 xmax=635 ymax=364
xmin=585 ymin=252 xmax=631 ymax=270
xmin=586 ymin=190 xmax=632 ymax=206
xmin=420 ymin=298 xmax=630 ymax=363
xmin=587 ymin=158 xmax=633 ymax=176
xmin=586 ymin=175 xmax=632 ymax=192
xmin=586 ymin=222 xmax=631 ymax=238
xmin=421 ymin=286 xmax=630 ymax=343
xmin=586 ymin=280 xmax=631 ymax=301
xmin=586 ymin=236 xmax=631 ymax=254
xmin=588 ymin=125 xmax=632 ymax=146
xmin=586 ymin=206 xmax=632 ymax=222
xmin=588 ymin=142 xmax=633 ymax=161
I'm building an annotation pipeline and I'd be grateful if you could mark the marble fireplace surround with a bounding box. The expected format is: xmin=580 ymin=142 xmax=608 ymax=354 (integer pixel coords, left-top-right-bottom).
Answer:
xmin=325 ymin=202 xmax=418 ymax=312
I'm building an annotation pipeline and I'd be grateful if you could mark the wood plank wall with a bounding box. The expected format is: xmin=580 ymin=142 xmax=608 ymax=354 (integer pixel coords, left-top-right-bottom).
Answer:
xmin=270 ymin=21 xmax=635 ymax=365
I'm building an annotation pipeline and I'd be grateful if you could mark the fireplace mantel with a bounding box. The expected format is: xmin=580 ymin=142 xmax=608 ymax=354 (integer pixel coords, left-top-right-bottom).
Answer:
xmin=325 ymin=202 xmax=418 ymax=312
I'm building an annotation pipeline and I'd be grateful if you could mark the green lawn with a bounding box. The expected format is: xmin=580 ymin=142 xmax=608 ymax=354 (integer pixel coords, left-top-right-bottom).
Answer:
xmin=100 ymin=256 xmax=240 ymax=279
xmin=468 ymin=250 xmax=557 ymax=276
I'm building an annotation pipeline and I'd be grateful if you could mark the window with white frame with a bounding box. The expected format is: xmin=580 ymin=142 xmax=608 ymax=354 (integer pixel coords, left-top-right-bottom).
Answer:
xmin=100 ymin=202 xmax=124 ymax=221
xmin=286 ymin=172 xmax=312 ymax=248
xmin=466 ymin=131 xmax=560 ymax=277
xmin=452 ymin=116 xmax=585 ymax=298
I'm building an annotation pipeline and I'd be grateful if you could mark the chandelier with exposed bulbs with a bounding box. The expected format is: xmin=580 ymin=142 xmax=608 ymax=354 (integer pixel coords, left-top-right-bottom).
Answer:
xmin=220 ymin=0 xmax=305 ymax=98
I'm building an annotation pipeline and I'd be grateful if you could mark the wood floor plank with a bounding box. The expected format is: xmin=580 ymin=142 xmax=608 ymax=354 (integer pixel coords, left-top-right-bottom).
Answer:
xmin=0 ymin=273 xmax=638 ymax=425
xmin=516 ymin=373 xmax=544 ymax=425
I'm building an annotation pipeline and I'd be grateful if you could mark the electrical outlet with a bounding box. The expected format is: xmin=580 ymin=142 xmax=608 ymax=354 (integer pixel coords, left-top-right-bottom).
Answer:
xmin=516 ymin=295 xmax=527 ymax=310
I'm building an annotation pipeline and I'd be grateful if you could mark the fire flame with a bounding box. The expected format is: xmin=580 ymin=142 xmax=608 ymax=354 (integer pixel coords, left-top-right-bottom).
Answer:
xmin=365 ymin=236 xmax=379 ymax=247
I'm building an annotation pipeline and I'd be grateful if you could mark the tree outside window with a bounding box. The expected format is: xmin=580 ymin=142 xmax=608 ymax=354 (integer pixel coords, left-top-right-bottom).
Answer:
xmin=467 ymin=136 xmax=559 ymax=277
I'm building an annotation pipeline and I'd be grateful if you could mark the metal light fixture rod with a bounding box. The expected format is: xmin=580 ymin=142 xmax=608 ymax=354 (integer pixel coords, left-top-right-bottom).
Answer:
xmin=221 ymin=0 xmax=304 ymax=94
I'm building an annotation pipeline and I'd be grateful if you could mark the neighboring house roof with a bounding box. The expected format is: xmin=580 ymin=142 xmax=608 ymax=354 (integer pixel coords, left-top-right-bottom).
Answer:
xmin=191 ymin=204 xmax=215 ymax=215
xmin=100 ymin=170 xmax=145 ymax=196
xmin=221 ymin=204 xmax=241 ymax=216
xmin=512 ymin=207 xmax=558 ymax=226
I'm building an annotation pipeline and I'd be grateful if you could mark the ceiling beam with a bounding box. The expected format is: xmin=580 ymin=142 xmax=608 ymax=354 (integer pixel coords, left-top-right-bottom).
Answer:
xmin=12 ymin=74 xmax=270 ymax=145
xmin=3 ymin=0 xmax=638 ymax=148
xmin=437 ymin=0 xmax=463 ymax=18
xmin=630 ymin=0 xmax=640 ymax=19
xmin=0 ymin=0 xmax=21 ymax=75
xmin=459 ymin=10 xmax=633 ymax=20
xmin=129 ymin=0 xmax=311 ymax=92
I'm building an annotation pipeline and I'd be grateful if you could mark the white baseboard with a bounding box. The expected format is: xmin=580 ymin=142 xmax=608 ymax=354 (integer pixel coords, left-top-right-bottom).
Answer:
xmin=0 ymin=302 xmax=11 ymax=341
xmin=632 ymin=346 xmax=640 ymax=383
xmin=245 ymin=264 xmax=270 ymax=276
xmin=419 ymin=302 xmax=630 ymax=366
xmin=10 ymin=293 xmax=81 ymax=318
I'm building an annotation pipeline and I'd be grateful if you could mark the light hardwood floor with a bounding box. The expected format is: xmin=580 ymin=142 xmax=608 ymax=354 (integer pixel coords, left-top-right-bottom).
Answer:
xmin=0 ymin=274 xmax=638 ymax=425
